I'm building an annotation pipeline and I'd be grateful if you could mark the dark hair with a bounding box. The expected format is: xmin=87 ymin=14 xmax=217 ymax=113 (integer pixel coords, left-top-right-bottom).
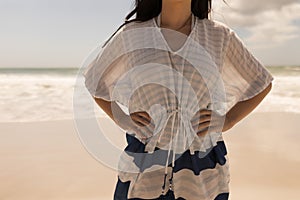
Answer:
xmin=102 ymin=0 xmax=221 ymax=48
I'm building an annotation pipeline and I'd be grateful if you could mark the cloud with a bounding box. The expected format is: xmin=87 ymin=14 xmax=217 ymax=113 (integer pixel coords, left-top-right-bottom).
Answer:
xmin=212 ymin=0 xmax=300 ymax=48
xmin=224 ymin=0 xmax=297 ymax=15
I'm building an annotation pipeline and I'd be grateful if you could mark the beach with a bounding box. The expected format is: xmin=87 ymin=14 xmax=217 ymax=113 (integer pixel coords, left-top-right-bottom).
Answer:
xmin=1 ymin=112 xmax=300 ymax=200
xmin=1 ymin=66 xmax=300 ymax=199
xmin=1 ymin=0 xmax=300 ymax=198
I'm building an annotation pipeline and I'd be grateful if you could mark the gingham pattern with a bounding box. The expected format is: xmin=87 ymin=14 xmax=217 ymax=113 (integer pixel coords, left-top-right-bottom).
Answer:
xmin=83 ymin=13 xmax=274 ymax=200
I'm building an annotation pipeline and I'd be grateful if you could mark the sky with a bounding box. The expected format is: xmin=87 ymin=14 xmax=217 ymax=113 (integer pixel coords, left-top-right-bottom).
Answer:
xmin=0 ymin=0 xmax=299 ymax=68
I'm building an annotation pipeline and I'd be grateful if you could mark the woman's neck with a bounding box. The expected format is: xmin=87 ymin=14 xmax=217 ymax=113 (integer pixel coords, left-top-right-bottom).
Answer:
xmin=160 ymin=0 xmax=192 ymax=30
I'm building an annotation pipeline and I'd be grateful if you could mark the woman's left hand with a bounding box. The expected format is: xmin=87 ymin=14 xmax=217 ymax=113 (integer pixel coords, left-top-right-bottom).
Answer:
xmin=190 ymin=109 xmax=228 ymax=137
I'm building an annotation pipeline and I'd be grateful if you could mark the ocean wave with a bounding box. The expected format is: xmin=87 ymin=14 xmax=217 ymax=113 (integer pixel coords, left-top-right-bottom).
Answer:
xmin=0 ymin=67 xmax=299 ymax=122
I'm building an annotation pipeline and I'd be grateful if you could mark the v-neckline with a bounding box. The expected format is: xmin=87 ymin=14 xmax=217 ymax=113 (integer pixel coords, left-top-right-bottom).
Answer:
xmin=152 ymin=13 xmax=197 ymax=54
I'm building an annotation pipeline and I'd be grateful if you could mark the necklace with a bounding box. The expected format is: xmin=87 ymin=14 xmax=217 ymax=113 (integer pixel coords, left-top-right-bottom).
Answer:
xmin=157 ymin=13 xmax=193 ymax=31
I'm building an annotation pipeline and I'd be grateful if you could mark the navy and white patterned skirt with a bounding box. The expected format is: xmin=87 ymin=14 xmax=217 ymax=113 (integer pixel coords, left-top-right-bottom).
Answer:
xmin=113 ymin=132 xmax=230 ymax=200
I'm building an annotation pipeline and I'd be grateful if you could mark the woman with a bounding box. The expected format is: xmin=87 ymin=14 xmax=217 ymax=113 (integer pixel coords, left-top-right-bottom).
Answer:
xmin=83 ymin=0 xmax=274 ymax=199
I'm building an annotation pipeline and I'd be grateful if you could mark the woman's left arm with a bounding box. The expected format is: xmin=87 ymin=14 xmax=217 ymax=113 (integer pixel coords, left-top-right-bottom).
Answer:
xmin=223 ymin=82 xmax=272 ymax=132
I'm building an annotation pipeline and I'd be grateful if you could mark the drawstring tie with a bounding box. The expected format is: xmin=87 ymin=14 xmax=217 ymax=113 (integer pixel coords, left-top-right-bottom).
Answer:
xmin=153 ymin=12 xmax=196 ymax=195
xmin=160 ymin=107 xmax=186 ymax=195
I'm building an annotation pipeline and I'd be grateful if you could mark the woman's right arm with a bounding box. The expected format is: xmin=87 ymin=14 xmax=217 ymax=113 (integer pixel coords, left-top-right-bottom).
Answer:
xmin=93 ymin=97 xmax=130 ymax=129
xmin=93 ymin=97 xmax=154 ymax=137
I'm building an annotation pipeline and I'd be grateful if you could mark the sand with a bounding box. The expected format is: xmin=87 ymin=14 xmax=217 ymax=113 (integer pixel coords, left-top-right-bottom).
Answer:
xmin=1 ymin=112 xmax=300 ymax=200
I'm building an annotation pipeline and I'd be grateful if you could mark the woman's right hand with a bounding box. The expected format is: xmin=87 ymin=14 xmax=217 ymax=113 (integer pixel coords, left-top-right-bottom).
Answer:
xmin=120 ymin=111 xmax=155 ymax=139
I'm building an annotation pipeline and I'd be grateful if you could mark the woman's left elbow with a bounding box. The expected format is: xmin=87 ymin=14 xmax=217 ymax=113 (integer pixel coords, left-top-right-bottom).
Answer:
xmin=266 ymin=82 xmax=272 ymax=93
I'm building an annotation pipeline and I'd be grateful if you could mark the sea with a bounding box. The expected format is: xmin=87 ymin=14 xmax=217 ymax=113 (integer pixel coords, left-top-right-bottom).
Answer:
xmin=0 ymin=66 xmax=299 ymax=122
